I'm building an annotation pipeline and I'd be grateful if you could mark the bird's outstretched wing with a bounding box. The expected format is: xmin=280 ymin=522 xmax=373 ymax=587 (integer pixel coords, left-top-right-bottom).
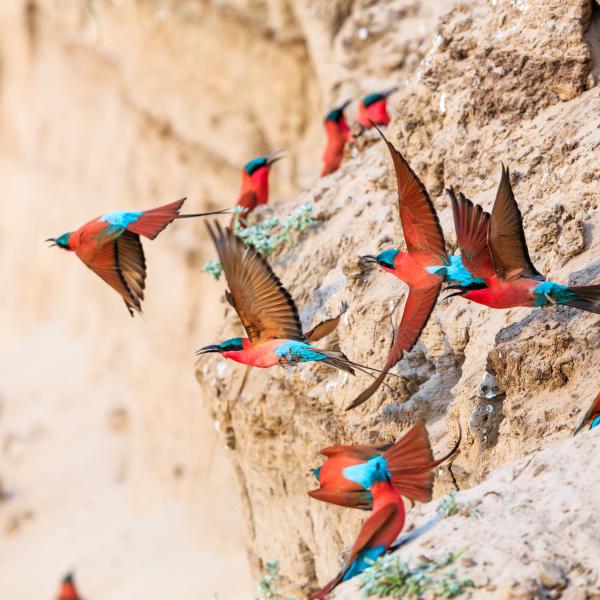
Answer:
xmin=77 ymin=231 xmax=146 ymax=316
xmin=347 ymin=284 xmax=440 ymax=410
xmin=304 ymin=303 xmax=348 ymax=342
xmin=488 ymin=166 xmax=542 ymax=280
xmin=207 ymin=221 xmax=304 ymax=345
xmin=448 ymin=188 xmax=495 ymax=279
xmin=375 ymin=125 xmax=447 ymax=265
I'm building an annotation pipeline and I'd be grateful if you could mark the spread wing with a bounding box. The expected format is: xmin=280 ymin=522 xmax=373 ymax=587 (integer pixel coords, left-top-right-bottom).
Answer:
xmin=304 ymin=303 xmax=348 ymax=342
xmin=448 ymin=188 xmax=495 ymax=279
xmin=488 ymin=165 xmax=542 ymax=280
xmin=376 ymin=125 xmax=447 ymax=265
xmin=347 ymin=284 xmax=440 ymax=410
xmin=76 ymin=231 xmax=146 ymax=316
xmin=207 ymin=221 xmax=304 ymax=345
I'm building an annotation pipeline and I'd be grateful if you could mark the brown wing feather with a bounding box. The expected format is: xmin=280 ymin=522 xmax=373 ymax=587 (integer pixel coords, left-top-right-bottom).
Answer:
xmin=304 ymin=303 xmax=348 ymax=342
xmin=346 ymin=284 xmax=440 ymax=410
xmin=207 ymin=221 xmax=304 ymax=345
xmin=448 ymin=188 xmax=495 ymax=279
xmin=77 ymin=235 xmax=142 ymax=316
xmin=489 ymin=165 xmax=541 ymax=280
xmin=116 ymin=231 xmax=147 ymax=304
xmin=375 ymin=125 xmax=447 ymax=264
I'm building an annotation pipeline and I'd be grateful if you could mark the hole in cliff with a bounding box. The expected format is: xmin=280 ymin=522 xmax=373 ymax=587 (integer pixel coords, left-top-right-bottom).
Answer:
xmin=24 ymin=1 xmax=38 ymax=53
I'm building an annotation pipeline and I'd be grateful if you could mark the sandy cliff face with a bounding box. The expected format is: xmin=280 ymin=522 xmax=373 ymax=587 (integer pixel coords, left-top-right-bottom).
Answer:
xmin=196 ymin=0 xmax=600 ymax=597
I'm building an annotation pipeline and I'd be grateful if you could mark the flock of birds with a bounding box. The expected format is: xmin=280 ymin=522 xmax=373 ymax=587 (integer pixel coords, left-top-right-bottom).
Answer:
xmin=47 ymin=89 xmax=600 ymax=599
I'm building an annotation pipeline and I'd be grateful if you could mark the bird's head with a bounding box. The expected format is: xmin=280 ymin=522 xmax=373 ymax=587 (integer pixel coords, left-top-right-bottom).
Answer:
xmin=45 ymin=232 xmax=73 ymax=251
xmin=324 ymin=100 xmax=352 ymax=136
xmin=360 ymin=249 xmax=399 ymax=270
xmin=244 ymin=150 xmax=284 ymax=177
xmin=196 ymin=337 xmax=244 ymax=356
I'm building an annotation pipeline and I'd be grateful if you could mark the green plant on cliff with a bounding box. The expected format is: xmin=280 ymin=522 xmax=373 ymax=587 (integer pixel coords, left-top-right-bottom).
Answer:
xmin=202 ymin=203 xmax=313 ymax=280
xmin=359 ymin=551 xmax=474 ymax=599
xmin=256 ymin=560 xmax=296 ymax=600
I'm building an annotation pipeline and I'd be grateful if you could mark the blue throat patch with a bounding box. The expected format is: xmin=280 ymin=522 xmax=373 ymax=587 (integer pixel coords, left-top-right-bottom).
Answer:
xmin=342 ymin=455 xmax=391 ymax=489
xmin=363 ymin=93 xmax=384 ymax=107
xmin=274 ymin=341 xmax=326 ymax=363
xmin=100 ymin=210 xmax=142 ymax=229
xmin=342 ymin=546 xmax=386 ymax=581
xmin=244 ymin=157 xmax=268 ymax=175
xmin=532 ymin=281 xmax=576 ymax=307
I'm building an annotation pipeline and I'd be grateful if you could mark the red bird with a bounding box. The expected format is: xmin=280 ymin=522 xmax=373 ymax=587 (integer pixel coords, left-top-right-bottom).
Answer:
xmin=232 ymin=151 xmax=284 ymax=227
xmin=575 ymin=391 xmax=600 ymax=434
xmin=313 ymin=476 xmax=405 ymax=599
xmin=309 ymin=420 xmax=459 ymax=510
xmin=444 ymin=168 xmax=600 ymax=314
xmin=349 ymin=126 xmax=449 ymax=409
xmin=56 ymin=573 xmax=83 ymax=600
xmin=46 ymin=198 xmax=227 ymax=315
xmin=357 ymin=87 xmax=397 ymax=129
xmin=321 ymin=100 xmax=353 ymax=177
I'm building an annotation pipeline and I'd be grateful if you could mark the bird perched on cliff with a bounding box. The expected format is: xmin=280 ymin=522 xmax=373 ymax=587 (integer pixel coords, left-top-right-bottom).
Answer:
xmin=197 ymin=223 xmax=379 ymax=375
xmin=321 ymin=100 xmax=353 ymax=177
xmin=309 ymin=420 xmax=459 ymax=510
xmin=313 ymin=461 xmax=406 ymax=599
xmin=232 ymin=151 xmax=284 ymax=227
xmin=574 ymin=391 xmax=600 ymax=434
xmin=442 ymin=167 xmax=600 ymax=314
xmin=46 ymin=198 xmax=228 ymax=316
xmin=348 ymin=126 xmax=450 ymax=409
xmin=56 ymin=572 xmax=83 ymax=600
xmin=357 ymin=88 xmax=397 ymax=129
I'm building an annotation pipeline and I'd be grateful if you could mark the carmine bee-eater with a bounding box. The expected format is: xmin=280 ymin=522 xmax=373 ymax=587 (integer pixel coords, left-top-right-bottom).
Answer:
xmin=56 ymin=572 xmax=83 ymax=600
xmin=441 ymin=167 xmax=600 ymax=314
xmin=349 ymin=126 xmax=452 ymax=409
xmin=46 ymin=198 xmax=228 ymax=316
xmin=309 ymin=420 xmax=459 ymax=510
xmin=232 ymin=151 xmax=284 ymax=227
xmin=574 ymin=391 xmax=600 ymax=434
xmin=313 ymin=463 xmax=406 ymax=599
xmin=357 ymin=87 xmax=397 ymax=129
xmin=321 ymin=100 xmax=353 ymax=177
xmin=197 ymin=223 xmax=385 ymax=377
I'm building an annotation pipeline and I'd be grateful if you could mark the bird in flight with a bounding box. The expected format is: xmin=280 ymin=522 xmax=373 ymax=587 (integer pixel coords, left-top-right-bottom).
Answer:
xmin=349 ymin=126 xmax=449 ymax=409
xmin=443 ymin=167 xmax=600 ymax=314
xmin=197 ymin=223 xmax=381 ymax=378
xmin=47 ymin=198 xmax=228 ymax=316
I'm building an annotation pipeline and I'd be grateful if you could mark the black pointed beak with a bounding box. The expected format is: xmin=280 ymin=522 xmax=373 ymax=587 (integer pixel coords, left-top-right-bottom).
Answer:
xmin=442 ymin=289 xmax=466 ymax=302
xmin=195 ymin=344 xmax=221 ymax=356
xmin=339 ymin=98 xmax=352 ymax=111
xmin=45 ymin=237 xmax=57 ymax=247
xmin=359 ymin=254 xmax=378 ymax=264
xmin=265 ymin=150 xmax=286 ymax=166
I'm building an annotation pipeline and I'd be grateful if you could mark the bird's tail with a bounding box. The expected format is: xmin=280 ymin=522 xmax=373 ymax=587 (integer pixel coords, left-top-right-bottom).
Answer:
xmin=317 ymin=349 xmax=356 ymax=375
xmin=313 ymin=570 xmax=346 ymax=600
xmin=384 ymin=420 xmax=461 ymax=504
xmin=564 ymin=284 xmax=600 ymax=314
xmin=128 ymin=198 xmax=228 ymax=240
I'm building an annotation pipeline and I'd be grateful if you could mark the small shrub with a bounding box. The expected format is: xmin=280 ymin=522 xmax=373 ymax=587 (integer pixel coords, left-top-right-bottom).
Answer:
xmin=359 ymin=551 xmax=474 ymax=598
xmin=202 ymin=204 xmax=313 ymax=280
xmin=256 ymin=560 xmax=296 ymax=600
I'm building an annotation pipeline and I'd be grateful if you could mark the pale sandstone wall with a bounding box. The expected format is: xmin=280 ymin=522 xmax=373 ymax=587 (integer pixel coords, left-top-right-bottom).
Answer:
xmin=197 ymin=0 xmax=600 ymax=597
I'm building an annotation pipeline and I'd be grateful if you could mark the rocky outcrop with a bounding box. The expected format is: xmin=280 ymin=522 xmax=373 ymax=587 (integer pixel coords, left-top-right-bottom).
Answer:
xmin=197 ymin=0 xmax=600 ymax=597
